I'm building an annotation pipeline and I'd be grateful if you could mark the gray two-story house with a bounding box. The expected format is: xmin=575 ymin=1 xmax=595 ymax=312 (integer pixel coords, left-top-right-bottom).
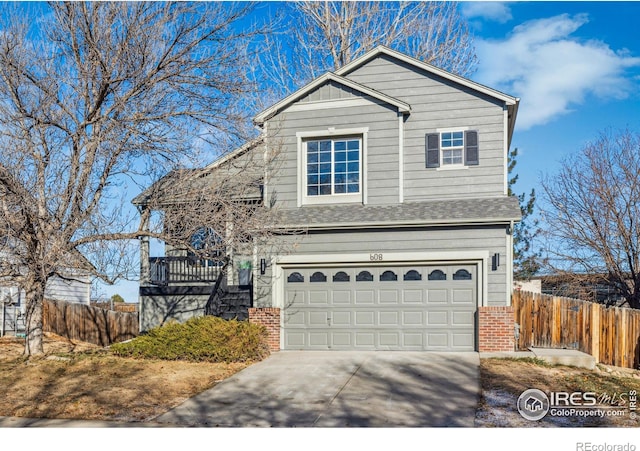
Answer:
xmin=137 ymin=46 xmax=521 ymax=353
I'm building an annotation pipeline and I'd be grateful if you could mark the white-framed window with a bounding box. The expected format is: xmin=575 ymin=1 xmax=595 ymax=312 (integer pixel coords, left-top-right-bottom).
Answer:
xmin=426 ymin=129 xmax=479 ymax=168
xmin=306 ymin=137 xmax=361 ymax=196
xmin=297 ymin=128 xmax=367 ymax=206
xmin=441 ymin=131 xmax=464 ymax=165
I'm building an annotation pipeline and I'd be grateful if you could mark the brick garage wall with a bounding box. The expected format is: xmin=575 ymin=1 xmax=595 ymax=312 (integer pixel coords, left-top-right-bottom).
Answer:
xmin=478 ymin=306 xmax=515 ymax=352
xmin=249 ymin=307 xmax=280 ymax=352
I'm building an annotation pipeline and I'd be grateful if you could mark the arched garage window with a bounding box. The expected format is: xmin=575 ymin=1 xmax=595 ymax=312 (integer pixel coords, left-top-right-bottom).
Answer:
xmin=310 ymin=271 xmax=327 ymax=282
xmin=287 ymin=272 xmax=304 ymax=283
xmin=333 ymin=271 xmax=350 ymax=282
xmin=428 ymin=270 xmax=447 ymax=281
xmin=403 ymin=270 xmax=422 ymax=281
xmin=380 ymin=270 xmax=398 ymax=281
xmin=453 ymin=269 xmax=472 ymax=280
xmin=356 ymin=271 xmax=373 ymax=281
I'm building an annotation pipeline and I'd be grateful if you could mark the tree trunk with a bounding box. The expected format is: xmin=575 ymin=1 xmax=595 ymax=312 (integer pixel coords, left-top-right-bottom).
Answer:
xmin=24 ymin=280 xmax=46 ymax=356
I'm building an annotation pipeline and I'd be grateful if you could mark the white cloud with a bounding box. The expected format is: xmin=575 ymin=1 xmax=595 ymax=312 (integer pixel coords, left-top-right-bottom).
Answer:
xmin=462 ymin=2 xmax=513 ymax=23
xmin=475 ymin=14 xmax=640 ymax=130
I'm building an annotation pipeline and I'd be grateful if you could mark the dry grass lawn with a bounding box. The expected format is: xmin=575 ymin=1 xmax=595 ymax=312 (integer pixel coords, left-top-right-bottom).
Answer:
xmin=0 ymin=333 xmax=250 ymax=422
xmin=478 ymin=358 xmax=640 ymax=427
xmin=3 ymin=333 xmax=640 ymax=427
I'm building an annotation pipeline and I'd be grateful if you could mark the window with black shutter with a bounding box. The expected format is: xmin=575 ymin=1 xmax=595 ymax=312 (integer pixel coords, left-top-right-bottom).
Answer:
xmin=465 ymin=130 xmax=479 ymax=166
xmin=425 ymin=133 xmax=440 ymax=168
xmin=426 ymin=130 xmax=479 ymax=168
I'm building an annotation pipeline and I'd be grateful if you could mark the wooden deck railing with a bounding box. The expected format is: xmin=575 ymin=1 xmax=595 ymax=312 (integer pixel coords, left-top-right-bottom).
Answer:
xmin=513 ymin=290 xmax=640 ymax=369
xmin=149 ymin=256 xmax=222 ymax=285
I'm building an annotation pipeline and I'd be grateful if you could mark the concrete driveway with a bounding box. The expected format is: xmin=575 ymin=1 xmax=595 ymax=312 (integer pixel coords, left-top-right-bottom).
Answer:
xmin=155 ymin=351 xmax=480 ymax=427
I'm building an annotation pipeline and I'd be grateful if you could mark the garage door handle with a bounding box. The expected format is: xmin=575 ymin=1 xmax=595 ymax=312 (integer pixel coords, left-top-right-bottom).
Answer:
xmin=327 ymin=316 xmax=331 ymax=326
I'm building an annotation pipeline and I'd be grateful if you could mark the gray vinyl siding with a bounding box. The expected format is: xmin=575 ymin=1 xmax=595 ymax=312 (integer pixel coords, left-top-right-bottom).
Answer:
xmin=344 ymin=54 xmax=507 ymax=200
xmin=267 ymin=97 xmax=400 ymax=207
xmin=44 ymin=275 xmax=91 ymax=305
xmin=298 ymin=81 xmax=359 ymax=103
xmin=256 ymin=225 xmax=509 ymax=308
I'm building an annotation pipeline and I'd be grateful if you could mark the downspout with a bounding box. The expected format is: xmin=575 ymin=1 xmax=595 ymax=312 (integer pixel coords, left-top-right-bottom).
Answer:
xmin=503 ymin=105 xmax=509 ymax=195
xmin=507 ymin=219 xmax=515 ymax=306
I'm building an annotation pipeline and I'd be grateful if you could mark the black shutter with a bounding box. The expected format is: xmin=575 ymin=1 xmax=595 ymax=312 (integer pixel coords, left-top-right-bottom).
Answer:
xmin=465 ymin=130 xmax=479 ymax=166
xmin=425 ymin=133 xmax=440 ymax=168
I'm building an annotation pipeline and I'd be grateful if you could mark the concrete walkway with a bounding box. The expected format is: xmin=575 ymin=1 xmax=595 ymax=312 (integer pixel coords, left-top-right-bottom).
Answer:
xmin=154 ymin=351 xmax=480 ymax=427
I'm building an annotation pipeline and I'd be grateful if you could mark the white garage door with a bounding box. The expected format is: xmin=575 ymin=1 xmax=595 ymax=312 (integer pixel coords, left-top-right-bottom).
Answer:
xmin=283 ymin=263 xmax=477 ymax=351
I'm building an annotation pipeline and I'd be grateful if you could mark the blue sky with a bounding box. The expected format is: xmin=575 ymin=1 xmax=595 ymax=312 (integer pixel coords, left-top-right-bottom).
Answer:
xmin=101 ymin=1 xmax=640 ymax=303
xmin=464 ymin=1 xmax=640 ymax=196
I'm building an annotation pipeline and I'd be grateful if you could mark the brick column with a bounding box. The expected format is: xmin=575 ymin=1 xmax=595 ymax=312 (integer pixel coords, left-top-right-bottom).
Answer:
xmin=478 ymin=306 xmax=515 ymax=352
xmin=249 ymin=307 xmax=280 ymax=352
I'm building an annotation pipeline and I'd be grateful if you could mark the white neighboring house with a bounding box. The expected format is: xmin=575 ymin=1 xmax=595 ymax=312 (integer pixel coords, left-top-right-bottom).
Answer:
xmin=1 ymin=274 xmax=91 ymax=337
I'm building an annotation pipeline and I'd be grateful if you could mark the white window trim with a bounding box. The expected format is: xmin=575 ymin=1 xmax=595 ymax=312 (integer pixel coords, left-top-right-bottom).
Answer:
xmin=297 ymin=127 xmax=368 ymax=207
xmin=435 ymin=127 xmax=469 ymax=170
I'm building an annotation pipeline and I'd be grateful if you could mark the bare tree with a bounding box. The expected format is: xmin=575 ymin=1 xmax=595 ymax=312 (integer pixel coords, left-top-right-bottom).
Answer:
xmin=0 ymin=2 xmax=264 ymax=356
xmin=541 ymin=129 xmax=640 ymax=308
xmin=253 ymin=1 xmax=477 ymax=107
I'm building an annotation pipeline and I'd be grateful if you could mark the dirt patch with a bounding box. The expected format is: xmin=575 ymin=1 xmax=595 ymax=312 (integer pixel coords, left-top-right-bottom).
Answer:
xmin=0 ymin=333 xmax=250 ymax=422
xmin=477 ymin=358 xmax=640 ymax=427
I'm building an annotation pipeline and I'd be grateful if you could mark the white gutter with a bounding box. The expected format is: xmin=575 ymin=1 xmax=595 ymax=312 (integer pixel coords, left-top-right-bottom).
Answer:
xmin=277 ymin=217 xmax=520 ymax=232
xmin=398 ymin=112 xmax=404 ymax=204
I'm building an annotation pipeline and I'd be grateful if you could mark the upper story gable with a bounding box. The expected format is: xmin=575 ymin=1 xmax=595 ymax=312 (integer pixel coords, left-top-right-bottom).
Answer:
xmin=255 ymin=46 xmax=520 ymax=210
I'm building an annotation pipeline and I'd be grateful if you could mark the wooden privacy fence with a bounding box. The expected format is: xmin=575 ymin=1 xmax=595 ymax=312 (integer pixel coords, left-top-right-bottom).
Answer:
xmin=513 ymin=290 xmax=640 ymax=369
xmin=43 ymin=299 xmax=139 ymax=347
xmin=90 ymin=302 xmax=138 ymax=313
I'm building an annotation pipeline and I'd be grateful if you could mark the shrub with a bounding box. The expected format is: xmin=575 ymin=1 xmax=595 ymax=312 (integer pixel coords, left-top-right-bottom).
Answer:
xmin=110 ymin=316 xmax=270 ymax=363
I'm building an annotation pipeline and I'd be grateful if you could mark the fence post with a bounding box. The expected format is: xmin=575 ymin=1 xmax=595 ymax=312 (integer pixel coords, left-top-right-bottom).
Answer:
xmin=591 ymin=303 xmax=600 ymax=363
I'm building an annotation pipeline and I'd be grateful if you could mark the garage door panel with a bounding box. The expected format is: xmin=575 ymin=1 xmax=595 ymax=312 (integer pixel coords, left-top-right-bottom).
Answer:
xmin=427 ymin=289 xmax=448 ymax=304
xmin=283 ymin=263 xmax=477 ymax=351
xmin=309 ymin=332 xmax=329 ymax=347
xmin=332 ymin=332 xmax=352 ymax=347
xmin=379 ymin=289 xmax=399 ymax=304
xmin=426 ymin=310 xmax=448 ymax=326
xmin=403 ymin=333 xmax=424 ymax=347
xmin=332 ymin=290 xmax=351 ymax=304
xmin=452 ymin=311 xmax=474 ymax=326
xmin=309 ymin=291 xmax=329 ymax=305
xmin=452 ymin=289 xmax=474 ymax=304
xmin=286 ymin=290 xmax=305 ymax=307
xmin=286 ymin=331 xmax=305 ymax=347
xmin=355 ymin=290 xmax=375 ymax=304
xmin=309 ymin=311 xmax=328 ymax=326
xmin=402 ymin=311 xmax=423 ymax=325
xmin=379 ymin=311 xmax=399 ymax=325
xmin=402 ymin=289 xmax=424 ymax=304
xmin=332 ymin=311 xmax=351 ymax=326
xmin=355 ymin=311 xmax=375 ymax=325
xmin=452 ymin=333 xmax=474 ymax=348
xmin=284 ymin=310 xmax=306 ymax=326
xmin=355 ymin=332 xmax=375 ymax=347
xmin=426 ymin=332 xmax=448 ymax=348
xmin=379 ymin=332 xmax=400 ymax=347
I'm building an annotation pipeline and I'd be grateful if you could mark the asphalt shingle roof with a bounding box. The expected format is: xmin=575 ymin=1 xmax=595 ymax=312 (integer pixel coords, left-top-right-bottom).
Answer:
xmin=277 ymin=196 xmax=522 ymax=229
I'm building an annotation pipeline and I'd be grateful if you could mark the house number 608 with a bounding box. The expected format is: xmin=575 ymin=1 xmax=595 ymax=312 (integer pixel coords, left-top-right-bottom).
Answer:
xmin=370 ymin=253 xmax=384 ymax=261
